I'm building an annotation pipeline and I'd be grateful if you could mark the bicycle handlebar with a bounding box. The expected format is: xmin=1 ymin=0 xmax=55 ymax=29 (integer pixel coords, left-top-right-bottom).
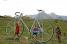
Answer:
xmin=15 ymin=12 xmax=23 ymax=16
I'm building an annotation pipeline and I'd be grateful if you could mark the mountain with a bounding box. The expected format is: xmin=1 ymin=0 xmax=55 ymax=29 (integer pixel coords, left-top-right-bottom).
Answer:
xmin=26 ymin=10 xmax=67 ymax=20
xmin=35 ymin=11 xmax=52 ymax=19
xmin=27 ymin=11 xmax=52 ymax=19
xmin=60 ymin=16 xmax=67 ymax=20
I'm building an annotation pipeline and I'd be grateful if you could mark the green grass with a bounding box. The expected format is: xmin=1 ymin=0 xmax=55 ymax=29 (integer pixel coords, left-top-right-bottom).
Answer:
xmin=0 ymin=17 xmax=67 ymax=44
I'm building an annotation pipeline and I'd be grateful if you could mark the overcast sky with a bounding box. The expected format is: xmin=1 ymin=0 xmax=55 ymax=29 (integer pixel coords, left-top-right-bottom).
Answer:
xmin=0 ymin=0 xmax=67 ymax=17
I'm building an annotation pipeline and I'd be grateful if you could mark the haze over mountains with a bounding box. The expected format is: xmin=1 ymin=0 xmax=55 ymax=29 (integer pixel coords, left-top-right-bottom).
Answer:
xmin=27 ymin=10 xmax=67 ymax=20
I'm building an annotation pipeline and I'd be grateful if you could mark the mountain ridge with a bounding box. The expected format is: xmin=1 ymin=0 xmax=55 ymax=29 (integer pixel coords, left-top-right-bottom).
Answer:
xmin=26 ymin=11 xmax=67 ymax=20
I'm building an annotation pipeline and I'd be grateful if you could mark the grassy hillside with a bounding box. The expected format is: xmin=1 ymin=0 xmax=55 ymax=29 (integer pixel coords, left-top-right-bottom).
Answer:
xmin=0 ymin=16 xmax=67 ymax=44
